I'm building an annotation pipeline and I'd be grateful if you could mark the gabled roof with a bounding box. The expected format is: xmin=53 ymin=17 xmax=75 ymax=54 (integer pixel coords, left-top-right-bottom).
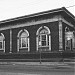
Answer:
xmin=0 ymin=7 xmax=75 ymax=24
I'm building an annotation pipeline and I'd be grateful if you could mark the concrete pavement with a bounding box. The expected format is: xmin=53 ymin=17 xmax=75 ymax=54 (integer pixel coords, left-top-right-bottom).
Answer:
xmin=0 ymin=62 xmax=74 ymax=75
xmin=0 ymin=61 xmax=75 ymax=69
xmin=0 ymin=72 xmax=39 ymax=75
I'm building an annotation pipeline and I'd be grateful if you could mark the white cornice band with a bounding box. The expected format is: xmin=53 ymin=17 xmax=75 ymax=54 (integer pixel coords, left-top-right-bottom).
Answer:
xmin=0 ymin=15 xmax=74 ymax=31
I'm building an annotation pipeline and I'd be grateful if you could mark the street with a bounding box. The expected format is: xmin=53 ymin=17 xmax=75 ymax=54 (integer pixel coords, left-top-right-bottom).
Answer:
xmin=0 ymin=62 xmax=74 ymax=75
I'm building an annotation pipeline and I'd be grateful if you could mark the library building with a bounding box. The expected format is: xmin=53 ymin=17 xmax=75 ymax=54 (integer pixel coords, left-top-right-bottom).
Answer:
xmin=0 ymin=7 xmax=75 ymax=61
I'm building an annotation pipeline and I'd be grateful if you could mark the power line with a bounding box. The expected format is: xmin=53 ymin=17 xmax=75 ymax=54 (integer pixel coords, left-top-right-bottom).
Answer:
xmin=66 ymin=5 xmax=75 ymax=8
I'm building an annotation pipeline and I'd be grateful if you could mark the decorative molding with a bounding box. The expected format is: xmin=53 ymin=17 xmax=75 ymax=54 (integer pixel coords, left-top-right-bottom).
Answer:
xmin=59 ymin=20 xmax=63 ymax=51
xmin=62 ymin=18 xmax=74 ymax=27
xmin=49 ymin=35 xmax=51 ymax=50
xmin=0 ymin=33 xmax=5 ymax=52
xmin=36 ymin=26 xmax=51 ymax=51
xmin=17 ymin=29 xmax=29 ymax=37
xmin=17 ymin=29 xmax=30 ymax=52
xmin=4 ymin=41 xmax=5 ymax=53
xmin=0 ymin=16 xmax=59 ymax=31
xmin=28 ymin=38 xmax=30 ymax=52
xmin=9 ymin=29 xmax=12 ymax=53
xmin=0 ymin=10 xmax=63 ymax=24
xmin=0 ymin=15 xmax=74 ymax=31
xmin=17 ymin=38 xmax=19 ymax=52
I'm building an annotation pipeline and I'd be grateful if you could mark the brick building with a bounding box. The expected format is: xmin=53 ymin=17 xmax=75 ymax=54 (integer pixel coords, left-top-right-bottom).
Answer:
xmin=0 ymin=7 xmax=75 ymax=61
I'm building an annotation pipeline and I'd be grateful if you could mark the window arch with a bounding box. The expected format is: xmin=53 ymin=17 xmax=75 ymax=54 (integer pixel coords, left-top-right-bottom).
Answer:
xmin=36 ymin=26 xmax=51 ymax=51
xmin=17 ymin=29 xmax=29 ymax=52
xmin=0 ymin=33 xmax=5 ymax=52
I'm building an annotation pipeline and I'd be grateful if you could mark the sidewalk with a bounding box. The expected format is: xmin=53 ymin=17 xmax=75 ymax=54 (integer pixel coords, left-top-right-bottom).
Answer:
xmin=1 ymin=61 xmax=74 ymax=68
xmin=0 ymin=62 xmax=74 ymax=71
xmin=10 ymin=62 xmax=72 ymax=65
xmin=0 ymin=72 xmax=31 ymax=75
xmin=0 ymin=61 xmax=75 ymax=68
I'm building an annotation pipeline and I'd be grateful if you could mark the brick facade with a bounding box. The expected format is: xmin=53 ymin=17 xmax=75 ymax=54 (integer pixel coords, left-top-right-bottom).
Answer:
xmin=0 ymin=7 xmax=74 ymax=60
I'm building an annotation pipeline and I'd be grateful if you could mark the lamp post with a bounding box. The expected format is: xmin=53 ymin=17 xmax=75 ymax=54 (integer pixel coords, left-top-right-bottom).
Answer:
xmin=39 ymin=49 xmax=42 ymax=64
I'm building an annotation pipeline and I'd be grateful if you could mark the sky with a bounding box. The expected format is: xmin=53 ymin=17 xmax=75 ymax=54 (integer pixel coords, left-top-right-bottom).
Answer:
xmin=0 ymin=0 xmax=75 ymax=21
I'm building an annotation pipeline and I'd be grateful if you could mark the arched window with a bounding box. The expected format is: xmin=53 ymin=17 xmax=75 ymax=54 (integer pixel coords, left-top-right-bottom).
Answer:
xmin=36 ymin=26 xmax=51 ymax=51
xmin=65 ymin=27 xmax=74 ymax=50
xmin=72 ymin=31 xmax=75 ymax=49
xmin=65 ymin=27 xmax=70 ymax=50
xmin=17 ymin=29 xmax=29 ymax=52
xmin=0 ymin=33 xmax=5 ymax=52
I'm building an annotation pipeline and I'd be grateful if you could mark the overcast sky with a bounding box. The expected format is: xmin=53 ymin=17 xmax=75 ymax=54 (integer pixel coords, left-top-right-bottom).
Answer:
xmin=0 ymin=0 xmax=75 ymax=21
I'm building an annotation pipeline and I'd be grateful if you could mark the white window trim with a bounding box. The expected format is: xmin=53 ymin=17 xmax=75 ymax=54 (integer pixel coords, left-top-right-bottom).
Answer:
xmin=17 ymin=38 xmax=19 ymax=52
xmin=39 ymin=34 xmax=48 ymax=47
xmin=49 ymin=35 xmax=51 ymax=50
xmin=0 ymin=33 xmax=5 ymax=52
xmin=36 ymin=26 xmax=51 ymax=51
xmin=72 ymin=34 xmax=75 ymax=48
xmin=9 ymin=29 xmax=12 ymax=53
xmin=17 ymin=29 xmax=30 ymax=52
xmin=28 ymin=38 xmax=30 ymax=52
xmin=65 ymin=27 xmax=75 ymax=50
xmin=59 ymin=21 xmax=63 ymax=51
xmin=0 ymin=41 xmax=3 ymax=50
xmin=20 ymin=37 xmax=28 ymax=49
xmin=36 ymin=36 xmax=38 ymax=51
xmin=4 ymin=40 xmax=5 ymax=52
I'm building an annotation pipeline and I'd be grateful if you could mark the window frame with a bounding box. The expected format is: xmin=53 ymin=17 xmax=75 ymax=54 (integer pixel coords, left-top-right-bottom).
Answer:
xmin=20 ymin=37 xmax=28 ymax=49
xmin=17 ymin=29 xmax=30 ymax=52
xmin=39 ymin=34 xmax=49 ymax=47
xmin=36 ymin=26 xmax=51 ymax=51
xmin=0 ymin=40 xmax=3 ymax=50
xmin=0 ymin=33 xmax=5 ymax=52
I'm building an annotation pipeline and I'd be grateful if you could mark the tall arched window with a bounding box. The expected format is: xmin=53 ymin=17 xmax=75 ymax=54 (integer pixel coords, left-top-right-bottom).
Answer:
xmin=36 ymin=26 xmax=51 ymax=51
xmin=72 ymin=31 xmax=75 ymax=49
xmin=65 ymin=27 xmax=70 ymax=50
xmin=65 ymin=27 xmax=74 ymax=50
xmin=17 ymin=29 xmax=29 ymax=52
xmin=0 ymin=33 xmax=5 ymax=52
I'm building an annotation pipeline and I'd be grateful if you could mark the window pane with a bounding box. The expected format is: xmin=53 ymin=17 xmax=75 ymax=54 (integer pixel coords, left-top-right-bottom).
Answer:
xmin=39 ymin=36 xmax=41 ymax=41
xmin=0 ymin=36 xmax=3 ymax=41
xmin=19 ymin=38 xmax=21 ymax=48
xmin=21 ymin=32 xmax=28 ymax=37
xmin=22 ymin=38 xmax=28 ymax=47
xmin=42 ymin=41 xmax=46 ymax=46
xmin=41 ymin=35 xmax=46 ymax=41
xmin=0 ymin=42 xmax=2 ymax=49
xmin=40 ymin=29 xmax=48 ymax=34
xmin=73 ymin=37 xmax=75 ymax=48
xmin=66 ymin=40 xmax=71 ymax=49
xmin=48 ymin=35 xmax=49 ymax=46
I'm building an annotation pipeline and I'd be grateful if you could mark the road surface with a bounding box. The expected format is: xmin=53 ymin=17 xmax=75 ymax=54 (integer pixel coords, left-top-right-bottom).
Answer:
xmin=0 ymin=63 xmax=74 ymax=75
